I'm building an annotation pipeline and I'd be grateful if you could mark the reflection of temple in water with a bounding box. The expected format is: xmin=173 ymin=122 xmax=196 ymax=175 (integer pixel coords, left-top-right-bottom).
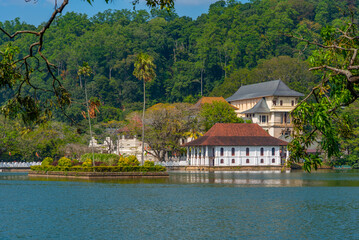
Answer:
xmin=170 ymin=171 xmax=304 ymax=187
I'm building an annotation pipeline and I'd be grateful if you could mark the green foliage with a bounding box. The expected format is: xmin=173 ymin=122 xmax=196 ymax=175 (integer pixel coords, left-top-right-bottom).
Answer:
xmin=80 ymin=153 xmax=120 ymax=165
xmin=199 ymin=101 xmax=244 ymax=131
xmin=2 ymin=0 xmax=351 ymax=123
xmin=143 ymin=160 xmax=155 ymax=167
xmin=289 ymin=16 xmax=359 ymax=171
xmin=117 ymin=155 xmax=140 ymax=167
xmin=41 ymin=157 xmax=54 ymax=166
xmin=58 ymin=157 xmax=73 ymax=168
xmin=30 ymin=165 xmax=166 ymax=172
xmin=82 ymin=158 xmax=93 ymax=167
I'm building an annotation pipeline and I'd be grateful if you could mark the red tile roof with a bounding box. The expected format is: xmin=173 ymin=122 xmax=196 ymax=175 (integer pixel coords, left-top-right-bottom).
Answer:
xmin=183 ymin=123 xmax=288 ymax=146
xmin=192 ymin=97 xmax=239 ymax=110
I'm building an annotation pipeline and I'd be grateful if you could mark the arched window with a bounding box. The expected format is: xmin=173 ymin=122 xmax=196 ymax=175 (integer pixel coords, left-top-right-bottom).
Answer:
xmin=272 ymin=148 xmax=275 ymax=156
xmin=260 ymin=159 xmax=264 ymax=163
xmin=220 ymin=148 xmax=224 ymax=156
xmin=246 ymin=148 xmax=250 ymax=156
xmin=272 ymin=158 xmax=275 ymax=163
xmin=220 ymin=159 xmax=224 ymax=164
xmin=260 ymin=148 xmax=264 ymax=156
xmin=231 ymin=148 xmax=235 ymax=156
xmin=246 ymin=159 xmax=250 ymax=164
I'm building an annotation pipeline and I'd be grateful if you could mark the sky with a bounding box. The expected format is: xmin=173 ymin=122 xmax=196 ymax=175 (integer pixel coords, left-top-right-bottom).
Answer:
xmin=0 ymin=0 xmax=222 ymax=26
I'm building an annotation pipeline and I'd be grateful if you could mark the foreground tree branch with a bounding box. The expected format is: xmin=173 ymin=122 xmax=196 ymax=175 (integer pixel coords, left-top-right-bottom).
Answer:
xmin=288 ymin=17 xmax=359 ymax=171
xmin=0 ymin=0 xmax=70 ymax=123
xmin=0 ymin=0 xmax=174 ymax=123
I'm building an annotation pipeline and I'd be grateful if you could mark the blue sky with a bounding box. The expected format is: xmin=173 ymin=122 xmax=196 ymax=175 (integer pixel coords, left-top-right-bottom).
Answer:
xmin=0 ymin=0 xmax=223 ymax=26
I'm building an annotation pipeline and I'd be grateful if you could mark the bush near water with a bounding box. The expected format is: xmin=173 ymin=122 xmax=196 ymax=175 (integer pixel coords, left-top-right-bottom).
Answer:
xmin=31 ymin=154 xmax=166 ymax=172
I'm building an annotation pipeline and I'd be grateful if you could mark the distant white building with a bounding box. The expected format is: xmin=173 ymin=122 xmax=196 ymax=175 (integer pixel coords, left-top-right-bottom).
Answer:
xmin=115 ymin=135 xmax=155 ymax=161
xmin=226 ymin=80 xmax=304 ymax=138
xmin=183 ymin=123 xmax=288 ymax=166
xmin=89 ymin=135 xmax=155 ymax=161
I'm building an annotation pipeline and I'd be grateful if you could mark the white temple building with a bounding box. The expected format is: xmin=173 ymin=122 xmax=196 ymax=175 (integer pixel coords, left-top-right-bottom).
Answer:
xmin=183 ymin=123 xmax=288 ymax=166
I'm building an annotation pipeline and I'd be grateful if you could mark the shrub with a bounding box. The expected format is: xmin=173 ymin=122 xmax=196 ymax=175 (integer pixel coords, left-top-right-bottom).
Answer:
xmin=144 ymin=160 xmax=155 ymax=167
xmin=118 ymin=155 xmax=140 ymax=167
xmin=72 ymin=159 xmax=80 ymax=166
xmin=82 ymin=158 xmax=92 ymax=167
xmin=58 ymin=157 xmax=73 ymax=168
xmin=80 ymin=153 xmax=120 ymax=165
xmin=41 ymin=157 xmax=53 ymax=166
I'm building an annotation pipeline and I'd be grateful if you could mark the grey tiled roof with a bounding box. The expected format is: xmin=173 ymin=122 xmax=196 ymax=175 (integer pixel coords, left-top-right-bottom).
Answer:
xmin=241 ymin=98 xmax=270 ymax=114
xmin=226 ymin=80 xmax=304 ymax=102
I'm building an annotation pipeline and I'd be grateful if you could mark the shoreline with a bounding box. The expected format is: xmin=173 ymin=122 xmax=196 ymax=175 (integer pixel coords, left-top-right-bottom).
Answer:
xmin=28 ymin=170 xmax=169 ymax=179
xmin=166 ymin=166 xmax=290 ymax=171
xmin=0 ymin=168 xmax=30 ymax=173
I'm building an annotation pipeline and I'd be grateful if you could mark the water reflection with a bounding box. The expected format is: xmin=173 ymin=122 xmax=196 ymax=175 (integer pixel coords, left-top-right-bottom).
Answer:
xmin=2 ymin=170 xmax=359 ymax=187
xmin=168 ymin=170 xmax=359 ymax=187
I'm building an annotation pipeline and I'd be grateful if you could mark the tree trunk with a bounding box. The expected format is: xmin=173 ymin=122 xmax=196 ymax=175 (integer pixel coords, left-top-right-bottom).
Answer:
xmin=141 ymin=79 xmax=145 ymax=165
xmin=84 ymin=78 xmax=95 ymax=169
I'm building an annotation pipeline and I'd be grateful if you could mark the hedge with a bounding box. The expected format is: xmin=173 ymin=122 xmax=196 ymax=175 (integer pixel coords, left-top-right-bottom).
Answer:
xmin=30 ymin=165 xmax=166 ymax=172
xmin=80 ymin=153 xmax=120 ymax=165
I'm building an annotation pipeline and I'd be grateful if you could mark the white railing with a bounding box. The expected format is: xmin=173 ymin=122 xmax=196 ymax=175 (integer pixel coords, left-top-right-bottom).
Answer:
xmin=0 ymin=162 xmax=41 ymax=168
xmin=157 ymin=161 xmax=188 ymax=167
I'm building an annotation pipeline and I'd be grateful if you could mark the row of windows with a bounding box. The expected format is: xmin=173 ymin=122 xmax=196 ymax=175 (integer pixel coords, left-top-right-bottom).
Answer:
xmin=220 ymin=147 xmax=276 ymax=157
xmin=219 ymin=159 xmax=276 ymax=164
xmin=273 ymin=100 xmax=295 ymax=106
xmin=190 ymin=147 xmax=277 ymax=157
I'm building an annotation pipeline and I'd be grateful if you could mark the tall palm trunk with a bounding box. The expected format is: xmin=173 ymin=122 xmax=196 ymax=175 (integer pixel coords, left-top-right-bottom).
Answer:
xmin=141 ymin=79 xmax=145 ymax=165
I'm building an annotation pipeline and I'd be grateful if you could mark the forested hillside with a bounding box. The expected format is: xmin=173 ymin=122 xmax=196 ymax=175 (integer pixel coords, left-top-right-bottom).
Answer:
xmin=1 ymin=0 xmax=357 ymax=124
xmin=1 ymin=0 xmax=359 ymax=164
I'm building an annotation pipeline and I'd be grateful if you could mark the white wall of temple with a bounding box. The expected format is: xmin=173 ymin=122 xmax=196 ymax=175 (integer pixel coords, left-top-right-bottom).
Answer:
xmin=187 ymin=146 xmax=284 ymax=166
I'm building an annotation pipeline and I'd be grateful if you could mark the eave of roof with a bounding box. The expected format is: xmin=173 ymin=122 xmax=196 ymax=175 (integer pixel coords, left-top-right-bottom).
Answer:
xmin=183 ymin=123 xmax=288 ymax=147
xmin=241 ymin=98 xmax=270 ymax=114
xmin=183 ymin=136 xmax=288 ymax=146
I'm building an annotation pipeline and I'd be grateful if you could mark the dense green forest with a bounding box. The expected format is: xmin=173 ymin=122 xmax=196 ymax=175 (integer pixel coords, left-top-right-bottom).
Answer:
xmin=3 ymin=0 xmax=356 ymax=120
xmin=0 ymin=0 xmax=358 ymax=165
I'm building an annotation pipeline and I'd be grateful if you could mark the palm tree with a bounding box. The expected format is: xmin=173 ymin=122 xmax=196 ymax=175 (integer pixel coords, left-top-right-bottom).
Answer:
xmin=133 ymin=53 xmax=156 ymax=165
xmin=78 ymin=62 xmax=95 ymax=167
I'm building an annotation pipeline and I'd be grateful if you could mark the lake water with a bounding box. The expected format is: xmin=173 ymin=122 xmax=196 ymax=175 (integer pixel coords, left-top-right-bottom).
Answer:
xmin=0 ymin=170 xmax=358 ymax=239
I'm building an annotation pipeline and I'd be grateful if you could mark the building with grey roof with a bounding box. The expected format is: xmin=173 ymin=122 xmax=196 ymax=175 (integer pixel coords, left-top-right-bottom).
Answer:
xmin=226 ymin=80 xmax=304 ymax=138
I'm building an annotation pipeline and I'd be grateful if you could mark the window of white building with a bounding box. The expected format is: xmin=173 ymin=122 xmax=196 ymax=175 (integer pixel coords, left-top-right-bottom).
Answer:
xmin=260 ymin=115 xmax=267 ymax=123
